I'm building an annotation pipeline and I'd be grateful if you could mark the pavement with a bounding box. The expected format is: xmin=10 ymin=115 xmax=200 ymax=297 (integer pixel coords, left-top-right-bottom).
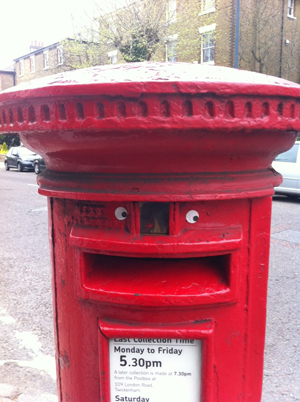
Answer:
xmin=262 ymin=195 xmax=300 ymax=401
xmin=0 ymin=383 xmax=57 ymax=401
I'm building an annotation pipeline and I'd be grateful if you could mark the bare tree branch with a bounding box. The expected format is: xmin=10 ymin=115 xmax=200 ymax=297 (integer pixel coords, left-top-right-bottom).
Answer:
xmin=239 ymin=0 xmax=282 ymax=74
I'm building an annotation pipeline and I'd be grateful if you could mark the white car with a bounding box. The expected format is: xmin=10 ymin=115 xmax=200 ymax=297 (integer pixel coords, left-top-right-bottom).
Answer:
xmin=273 ymin=141 xmax=300 ymax=197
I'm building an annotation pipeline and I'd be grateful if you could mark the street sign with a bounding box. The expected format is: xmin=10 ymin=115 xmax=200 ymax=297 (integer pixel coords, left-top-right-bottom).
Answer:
xmin=109 ymin=338 xmax=202 ymax=402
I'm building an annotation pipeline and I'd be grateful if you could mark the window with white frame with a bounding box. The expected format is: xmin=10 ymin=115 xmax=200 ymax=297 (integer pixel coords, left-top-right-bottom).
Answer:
xmin=166 ymin=34 xmax=177 ymax=62
xmin=19 ymin=59 xmax=24 ymax=76
xmin=30 ymin=56 xmax=35 ymax=73
xmin=167 ymin=0 xmax=177 ymax=23
xmin=200 ymin=0 xmax=215 ymax=14
xmin=287 ymin=0 xmax=295 ymax=17
xmin=108 ymin=50 xmax=118 ymax=64
xmin=199 ymin=24 xmax=215 ymax=64
xmin=57 ymin=46 xmax=63 ymax=65
xmin=43 ymin=51 xmax=49 ymax=69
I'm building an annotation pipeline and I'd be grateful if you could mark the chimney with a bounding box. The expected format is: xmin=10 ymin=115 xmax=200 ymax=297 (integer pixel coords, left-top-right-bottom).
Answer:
xmin=29 ymin=41 xmax=44 ymax=53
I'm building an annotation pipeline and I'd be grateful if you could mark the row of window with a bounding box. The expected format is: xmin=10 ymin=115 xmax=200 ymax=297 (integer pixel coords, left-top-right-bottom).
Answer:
xmin=167 ymin=0 xmax=296 ymax=26
xmin=108 ymin=27 xmax=214 ymax=66
xmin=166 ymin=25 xmax=215 ymax=64
xmin=165 ymin=0 xmax=215 ymax=63
xmin=19 ymin=46 xmax=63 ymax=76
xmin=167 ymin=0 xmax=295 ymax=21
xmin=108 ymin=26 xmax=214 ymax=66
xmin=167 ymin=0 xmax=216 ymax=23
xmin=168 ymin=0 xmax=295 ymax=21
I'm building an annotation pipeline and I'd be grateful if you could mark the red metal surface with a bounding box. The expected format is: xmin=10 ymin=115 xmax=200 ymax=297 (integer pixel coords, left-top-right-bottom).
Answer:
xmin=0 ymin=63 xmax=299 ymax=402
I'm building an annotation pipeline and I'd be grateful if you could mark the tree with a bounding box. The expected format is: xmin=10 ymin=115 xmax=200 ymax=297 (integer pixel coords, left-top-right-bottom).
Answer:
xmin=99 ymin=0 xmax=171 ymax=62
xmin=0 ymin=134 xmax=20 ymax=148
xmin=61 ymin=37 xmax=106 ymax=70
xmin=63 ymin=0 xmax=175 ymax=66
xmin=281 ymin=16 xmax=300 ymax=82
xmin=238 ymin=0 xmax=282 ymax=75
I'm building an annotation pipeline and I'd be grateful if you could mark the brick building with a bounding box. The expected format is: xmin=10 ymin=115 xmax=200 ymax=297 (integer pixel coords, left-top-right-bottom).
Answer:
xmin=238 ymin=0 xmax=300 ymax=82
xmin=0 ymin=66 xmax=15 ymax=91
xmin=12 ymin=38 xmax=104 ymax=86
xmin=104 ymin=0 xmax=300 ymax=83
xmin=276 ymin=0 xmax=300 ymax=82
xmin=14 ymin=41 xmax=70 ymax=86
xmin=154 ymin=0 xmax=300 ymax=82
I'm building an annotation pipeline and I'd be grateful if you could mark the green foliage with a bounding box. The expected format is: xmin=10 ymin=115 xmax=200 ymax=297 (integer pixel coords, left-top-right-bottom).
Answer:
xmin=62 ymin=0 xmax=172 ymax=67
xmin=103 ymin=0 xmax=169 ymax=63
xmin=118 ymin=28 xmax=159 ymax=62
xmin=61 ymin=38 xmax=105 ymax=70
xmin=0 ymin=142 xmax=8 ymax=154
xmin=0 ymin=134 xmax=20 ymax=148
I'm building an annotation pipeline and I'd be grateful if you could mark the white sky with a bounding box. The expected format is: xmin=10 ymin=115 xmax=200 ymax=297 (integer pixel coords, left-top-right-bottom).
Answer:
xmin=0 ymin=0 xmax=111 ymax=69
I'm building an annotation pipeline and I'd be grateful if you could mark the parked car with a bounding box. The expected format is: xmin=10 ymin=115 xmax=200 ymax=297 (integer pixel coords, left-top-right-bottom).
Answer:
xmin=33 ymin=155 xmax=46 ymax=174
xmin=4 ymin=146 xmax=39 ymax=172
xmin=272 ymin=141 xmax=300 ymax=197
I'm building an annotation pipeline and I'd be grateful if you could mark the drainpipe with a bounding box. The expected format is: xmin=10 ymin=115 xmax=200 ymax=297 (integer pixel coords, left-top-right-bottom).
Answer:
xmin=279 ymin=0 xmax=285 ymax=77
xmin=235 ymin=0 xmax=240 ymax=68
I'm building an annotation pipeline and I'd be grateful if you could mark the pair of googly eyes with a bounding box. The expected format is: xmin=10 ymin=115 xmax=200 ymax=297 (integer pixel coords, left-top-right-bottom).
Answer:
xmin=186 ymin=210 xmax=199 ymax=223
xmin=115 ymin=207 xmax=128 ymax=221
xmin=115 ymin=207 xmax=199 ymax=224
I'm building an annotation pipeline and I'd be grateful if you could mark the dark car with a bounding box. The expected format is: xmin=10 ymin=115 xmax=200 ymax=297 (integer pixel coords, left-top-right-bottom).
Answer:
xmin=4 ymin=146 xmax=38 ymax=172
xmin=33 ymin=155 xmax=46 ymax=174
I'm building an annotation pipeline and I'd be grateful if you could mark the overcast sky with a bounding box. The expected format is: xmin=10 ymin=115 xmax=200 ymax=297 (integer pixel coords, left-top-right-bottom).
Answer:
xmin=0 ymin=0 xmax=107 ymax=69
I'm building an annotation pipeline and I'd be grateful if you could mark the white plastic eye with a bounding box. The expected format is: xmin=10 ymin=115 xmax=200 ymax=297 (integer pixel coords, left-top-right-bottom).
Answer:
xmin=115 ymin=207 xmax=128 ymax=221
xmin=186 ymin=210 xmax=199 ymax=224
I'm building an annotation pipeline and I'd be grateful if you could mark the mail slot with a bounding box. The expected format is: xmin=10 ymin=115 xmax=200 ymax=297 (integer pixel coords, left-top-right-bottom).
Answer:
xmin=0 ymin=63 xmax=299 ymax=401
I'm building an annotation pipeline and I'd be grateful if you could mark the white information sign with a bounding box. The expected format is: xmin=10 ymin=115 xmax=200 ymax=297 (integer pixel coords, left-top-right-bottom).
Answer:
xmin=109 ymin=338 xmax=201 ymax=402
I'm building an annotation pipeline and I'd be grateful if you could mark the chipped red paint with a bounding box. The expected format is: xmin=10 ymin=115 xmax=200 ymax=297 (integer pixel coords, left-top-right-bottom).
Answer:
xmin=0 ymin=63 xmax=299 ymax=402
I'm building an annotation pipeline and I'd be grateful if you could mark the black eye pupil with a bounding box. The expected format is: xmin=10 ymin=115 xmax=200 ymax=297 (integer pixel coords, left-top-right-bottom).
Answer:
xmin=122 ymin=211 xmax=127 ymax=218
xmin=193 ymin=216 xmax=199 ymax=222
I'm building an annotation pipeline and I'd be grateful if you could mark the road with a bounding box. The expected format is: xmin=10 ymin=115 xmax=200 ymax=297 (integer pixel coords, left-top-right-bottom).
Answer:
xmin=0 ymin=164 xmax=299 ymax=401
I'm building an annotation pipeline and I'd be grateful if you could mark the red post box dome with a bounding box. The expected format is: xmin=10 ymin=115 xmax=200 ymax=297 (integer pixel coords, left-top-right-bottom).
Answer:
xmin=0 ymin=62 xmax=299 ymax=200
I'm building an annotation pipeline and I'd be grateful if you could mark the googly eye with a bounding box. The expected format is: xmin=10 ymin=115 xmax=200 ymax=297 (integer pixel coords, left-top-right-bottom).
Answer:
xmin=115 ymin=207 xmax=128 ymax=221
xmin=186 ymin=210 xmax=199 ymax=224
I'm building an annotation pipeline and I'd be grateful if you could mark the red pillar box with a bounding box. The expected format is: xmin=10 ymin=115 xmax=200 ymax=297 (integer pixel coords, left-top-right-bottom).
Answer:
xmin=0 ymin=63 xmax=299 ymax=402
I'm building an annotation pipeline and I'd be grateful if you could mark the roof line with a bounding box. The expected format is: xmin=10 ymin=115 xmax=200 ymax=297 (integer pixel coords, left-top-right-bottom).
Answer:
xmin=13 ymin=39 xmax=74 ymax=61
xmin=0 ymin=70 xmax=15 ymax=74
